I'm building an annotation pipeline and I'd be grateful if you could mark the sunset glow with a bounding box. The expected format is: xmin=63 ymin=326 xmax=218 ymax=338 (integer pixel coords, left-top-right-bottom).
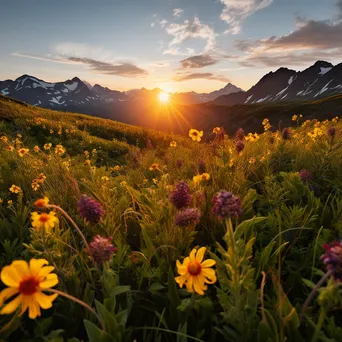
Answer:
xmin=158 ymin=92 xmax=169 ymax=103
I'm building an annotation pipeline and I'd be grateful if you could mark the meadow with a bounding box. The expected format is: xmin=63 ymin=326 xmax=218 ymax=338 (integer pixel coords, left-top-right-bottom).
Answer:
xmin=1 ymin=95 xmax=342 ymax=341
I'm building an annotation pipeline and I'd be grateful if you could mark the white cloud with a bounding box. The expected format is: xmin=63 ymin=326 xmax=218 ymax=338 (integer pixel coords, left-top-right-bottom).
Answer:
xmin=173 ymin=8 xmax=183 ymax=17
xmin=160 ymin=19 xmax=168 ymax=27
xmin=151 ymin=22 xmax=155 ymax=27
xmin=220 ymin=0 xmax=273 ymax=34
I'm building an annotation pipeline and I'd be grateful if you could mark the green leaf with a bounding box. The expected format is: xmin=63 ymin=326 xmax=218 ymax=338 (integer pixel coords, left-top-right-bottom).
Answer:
xmin=84 ymin=320 xmax=116 ymax=342
xmin=94 ymin=300 xmax=119 ymax=337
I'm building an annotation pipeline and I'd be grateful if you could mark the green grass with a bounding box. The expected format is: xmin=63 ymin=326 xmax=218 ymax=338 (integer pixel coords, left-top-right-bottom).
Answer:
xmin=1 ymin=95 xmax=342 ymax=341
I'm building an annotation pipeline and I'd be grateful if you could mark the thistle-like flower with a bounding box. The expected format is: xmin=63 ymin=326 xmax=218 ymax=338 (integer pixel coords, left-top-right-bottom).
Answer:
xmin=235 ymin=128 xmax=245 ymax=141
xmin=328 ymin=127 xmax=336 ymax=138
xmin=77 ymin=195 xmax=105 ymax=224
xmin=211 ymin=190 xmax=242 ymax=220
xmin=176 ymin=159 xmax=184 ymax=168
xmin=174 ymin=208 xmax=201 ymax=227
xmin=321 ymin=242 xmax=342 ymax=281
xmin=170 ymin=181 xmax=192 ymax=209
xmin=282 ymin=128 xmax=291 ymax=140
xmin=89 ymin=235 xmax=117 ymax=265
xmin=235 ymin=140 xmax=244 ymax=154
xmin=299 ymin=169 xmax=312 ymax=182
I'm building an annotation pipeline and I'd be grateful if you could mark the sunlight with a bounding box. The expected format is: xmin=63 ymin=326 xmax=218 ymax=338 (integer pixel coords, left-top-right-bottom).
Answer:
xmin=158 ymin=91 xmax=169 ymax=103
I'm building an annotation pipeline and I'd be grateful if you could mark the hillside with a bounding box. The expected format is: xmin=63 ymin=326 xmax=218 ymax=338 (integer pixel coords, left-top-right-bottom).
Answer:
xmin=2 ymin=93 xmax=342 ymax=341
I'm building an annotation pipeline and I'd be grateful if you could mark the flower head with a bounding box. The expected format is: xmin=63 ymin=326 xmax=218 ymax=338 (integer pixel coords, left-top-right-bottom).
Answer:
xmin=189 ymin=129 xmax=203 ymax=142
xmin=18 ymin=148 xmax=29 ymax=157
xmin=0 ymin=136 xmax=8 ymax=142
xmin=212 ymin=190 xmax=243 ymax=220
xmin=113 ymin=165 xmax=120 ymax=171
xmin=282 ymin=128 xmax=291 ymax=140
xmin=43 ymin=143 xmax=52 ymax=150
xmin=33 ymin=146 xmax=40 ymax=153
xmin=77 ymin=195 xmax=105 ymax=224
xmin=89 ymin=235 xmax=117 ymax=265
xmin=7 ymin=146 xmax=14 ymax=152
xmin=235 ymin=128 xmax=245 ymax=141
xmin=299 ymin=169 xmax=312 ymax=182
xmin=149 ymin=163 xmax=159 ymax=171
xmin=174 ymin=208 xmax=201 ymax=227
xmin=292 ymin=115 xmax=298 ymax=121
xmin=175 ymin=247 xmax=216 ymax=295
xmin=170 ymin=141 xmax=177 ymax=147
xmin=328 ymin=127 xmax=336 ymax=137
xmin=0 ymin=259 xmax=58 ymax=319
xmin=31 ymin=212 xmax=58 ymax=232
xmin=235 ymin=140 xmax=244 ymax=154
xmin=321 ymin=242 xmax=342 ymax=281
xmin=213 ymin=127 xmax=221 ymax=134
xmin=9 ymin=185 xmax=21 ymax=194
xmin=170 ymin=181 xmax=192 ymax=209
xmin=193 ymin=173 xmax=210 ymax=184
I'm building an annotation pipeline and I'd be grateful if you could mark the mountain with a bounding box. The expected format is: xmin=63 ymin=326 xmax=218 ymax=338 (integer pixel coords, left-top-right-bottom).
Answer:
xmin=215 ymin=61 xmax=342 ymax=105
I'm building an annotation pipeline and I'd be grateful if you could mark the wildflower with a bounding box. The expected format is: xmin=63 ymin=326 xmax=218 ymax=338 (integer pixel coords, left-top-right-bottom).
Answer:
xmin=33 ymin=146 xmax=40 ymax=152
xmin=189 ymin=129 xmax=203 ymax=142
xmin=84 ymin=159 xmax=91 ymax=166
xmin=7 ymin=200 xmax=13 ymax=207
xmin=328 ymin=127 xmax=336 ymax=138
xmin=245 ymin=133 xmax=259 ymax=142
xmin=170 ymin=141 xmax=177 ymax=147
xmin=0 ymin=258 xmax=58 ymax=319
xmin=54 ymin=144 xmax=65 ymax=155
xmin=113 ymin=165 xmax=120 ymax=171
xmin=332 ymin=116 xmax=339 ymax=123
xmin=17 ymin=134 xmax=22 ymax=138
xmin=229 ymin=158 xmax=235 ymax=168
xmin=260 ymin=156 xmax=266 ymax=162
xmin=235 ymin=140 xmax=244 ymax=154
xmin=149 ymin=163 xmax=159 ymax=171
xmin=198 ymin=159 xmax=206 ymax=174
xmin=49 ymin=129 xmax=53 ymax=134
xmin=89 ymin=235 xmax=117 ymax=265
xmin=9 ymin=185 xmax=21 ymax=194
xmin=262 ymin=118 xmax=271 ymax=131
xmin=0 ymin=198 xmax=3 ymax=204
xmin=193 ymin=173 xmax=210 ymax=184
xmin=31 ymin=181 xmax=40 ymax=191
xmin=213 ymin=127 xmax=221 ymax=134
xmin=0 ymin=136 xmax=8 ymax=142
xmin=120 ymin=181 xmax=127 ymax=186
xmin=299 ymin=169 xmax=312 ymax=182
xmin=175 ymin=247 xmax=216 ymax=295
xmin=249 ymin=157 xmax=256 ymax=164
xmin=175 ymin=208 xmax=201 ymax=227
xmin=101 ymin=176 xmax=109 ymax=182
xmin=43 ymin=143 xmax=52 ymax=150
xmin=77 ymin=195 xmax=105 ymax=224
xmin=18 ymin=148 xmax=29 ymax=157
xmin=36 ymin=173 xmax=46 ymax=184
xmin=235 ymin=128 xmax=245 ymax=141
xmin=62 ymin=161 xmax=70 ymax=170
xmin=170 ymin=181 xmax=192 ymax=209
xmin=292 ymin=115 xmax=298 ymax=121
xmin=152 ymin=178 xmax=158 ymax=184
xmin=31 ymin=212 xmax=58 ymax=232
xmin=321 ymin=242 xmax=342 ymax=281
xmin=281 ymin=128 xmax=291 ymax=140
xmin=212 ymin=190 xmax=243 ymax=220
xmin=34 ymin=197 xmax=49 ymax=209
xmin=83 ymin=150 xmax=90 ymax=157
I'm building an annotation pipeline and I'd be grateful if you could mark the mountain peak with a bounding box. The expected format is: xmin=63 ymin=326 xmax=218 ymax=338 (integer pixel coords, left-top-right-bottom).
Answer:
xmin=313 ymin=60 xmax=333 ymax=68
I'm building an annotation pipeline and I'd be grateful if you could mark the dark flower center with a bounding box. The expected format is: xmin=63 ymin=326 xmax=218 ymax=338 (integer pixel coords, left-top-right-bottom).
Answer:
xmin=188 ymin=261 xmax=201 ymax=276
xmin=19 ymin=276 xmax=40 ymax=295
xmin=39 ymin=213 xmax=50 ymax=222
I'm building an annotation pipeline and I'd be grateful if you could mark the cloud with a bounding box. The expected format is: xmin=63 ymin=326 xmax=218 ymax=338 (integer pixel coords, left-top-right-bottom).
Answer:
xmin=220 ymin=0 xmax=273 ymax=34
xmin=163 ymin=17 xmax=216 ymax=55
xmin=173 ymin=8 xmax=183 ymax=17
xmin=174 ymin=72 xmax=230 ymax=82
xmin=12 ymin=52 xmax=147 ymax=77
xmin=179 ymin=54 xmax=219 ymax=68
xmin=337 ymin=0 xmax=342 ymax=18
xmin=160 ymin=19 xmax=168 ymax=27
xmin=151 ymin=22 xmax=155 ymax=27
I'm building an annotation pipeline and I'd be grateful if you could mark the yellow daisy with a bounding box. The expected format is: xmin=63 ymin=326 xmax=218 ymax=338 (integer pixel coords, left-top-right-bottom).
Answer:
xmin=18 ymin=148 xmax=29 ymax=157
xmin=33 ymin=146 xmax=40 ymax=153
xmin=175 ymin=247 xmax=216 ymax=295
xmin=189 ymin=129 xmax=203 ymax=142
xmin=212 ymin=127 xmax=221 ymax=134
xmin=7 ymin=146 xmax=14 ymax=152
xmin=43 ymin=143 xmax=52 ymax=150
xmin=31 ymin=212 xmax=58 ymax=232
xmin=149 ymin=163 xmax=159 ymax=171
xmin=9 ymin=185 xmax=21 ymax=194
xmin=34 ymin=197 xmax=49 ymax=209
xmin=170 ymin=141 xmax=177 ymax=147
xmin=0 ymin=259 xmax=58 ymax=319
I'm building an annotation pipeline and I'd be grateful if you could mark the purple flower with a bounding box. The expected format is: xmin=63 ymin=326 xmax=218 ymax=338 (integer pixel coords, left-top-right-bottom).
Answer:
xmin=212 ymin=190 xmax=242 ymax=220
xmin=321 ymin=242 xmax=342 ymax=281
xmin=89 ymin=235 xmax=117 ymax=265
xmin=77 ymin=195 xmax=105 ymax=224
xmin=170 ymin=181 xmax=192 ymax=209
xmin=198 ymin=159 xmax=206 ymax=174
xmin=299 ymin=169 xmax=312 ymax=182
xmin=176 ymin=159 xmax=184 ymax=168
xmin=235 ymin=140 xmax=245 ymax=154
xmin=282 ymin=128 xmax=291 ymax=140
xmin=328 ymin=127 xmax=336 ymax=137
xmin=235 ymin=128 xmax=245 ymax=141
xmin=174 ymin=208 xmax=201 ymax=227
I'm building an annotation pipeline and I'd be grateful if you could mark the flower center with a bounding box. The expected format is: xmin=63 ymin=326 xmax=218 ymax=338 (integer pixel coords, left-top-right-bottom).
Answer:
xmin=39 ymin=213 xmax=50 ymax=222
xmin=188 ymin=261 xmax=201 ymax=276
xmin=193 ymin=132 xmax=198 ymax=136
xmin=19 ymin=276 xmax=40 ymax=295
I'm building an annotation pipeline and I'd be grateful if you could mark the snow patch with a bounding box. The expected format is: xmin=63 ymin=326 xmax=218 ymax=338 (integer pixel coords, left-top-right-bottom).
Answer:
xmin=297 ymin=90 xmax=304 ymax=96
xmin=1 ymin=89 xmax=9 ymax=95
xmin=256 ymin=95 xmax=271 ymax=103
xmin=319 ymin=67 xmax=332 ymax=76
xmin=314 ymin=79 xmax=334 ymax=97
xmin=281 ymin=94 xmax=287 ymax=100
xmin=245 ymin=95 xmax=253 ymax=103
xmin=49 ymin=97 xmax=64 ymax=105
xmin=64 ymin=82 xmax=78 ymax=91
xmin=288 ymin=76 xmax=294 ymax=85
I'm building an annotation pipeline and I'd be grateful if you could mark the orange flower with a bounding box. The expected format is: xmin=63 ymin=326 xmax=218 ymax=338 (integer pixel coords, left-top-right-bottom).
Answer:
xmin=189 ymin=129 xmax=203 ymax=142
xmin=9 ymin=185 xmax=21 ymax=194
xmin=18 ymin=148 xmax=29 ymax=157
xmin=34 ymin=197 xmax=49 ymax=209
xmin=149 ymin=163 xmax=159 ymax=171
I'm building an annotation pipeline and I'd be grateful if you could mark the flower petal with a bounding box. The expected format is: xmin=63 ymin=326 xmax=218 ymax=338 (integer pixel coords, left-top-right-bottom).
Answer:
xmin=189 ymin=249 xmax=196 ymax=262
xmin=0 ymin=287 xmax=19 ymax=306
xmin=27 ymin=297 xmax=41 ymax=319
xmin=38 ymin=266 xmax=55 ymax=279
xmin=11 ymin=261 xmax=30 ymax=278
xmin=193 ymin=277 xmax=205 ymax=295
xmin=201 ymin=259 xmax=216 ymax=268
xmin=0 ymin=294 xmax=22 ymax=315
xmin=39 ymin=273 xmax=58 ymax=289
xmin=185 ymin=275 xmax=194 ymax=293
xmin=195 ymin=247 xmax=206 ymax=263
xmin=1 ymin=265 xmax=21 ymax=287
xmin=29 ymin=259 xmax=49 ymax=276
xmin=34 ymin=291 xmax=58 ymax=309
xmin=201 ymin=268 xmax=217 ymax=284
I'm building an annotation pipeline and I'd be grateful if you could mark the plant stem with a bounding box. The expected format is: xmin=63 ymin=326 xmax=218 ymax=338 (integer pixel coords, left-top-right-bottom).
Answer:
xmin=311 ymin=307 xmax=326 ymax=342
xmin=46 ymin=288 xmax=104 ymax=330
xmin=300 ymin=271 xmax=331 ymax=321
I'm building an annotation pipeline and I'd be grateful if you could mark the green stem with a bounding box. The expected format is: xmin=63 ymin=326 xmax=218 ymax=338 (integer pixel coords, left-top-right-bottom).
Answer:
xmin=311 ymin=307 xmax=326 ymax=342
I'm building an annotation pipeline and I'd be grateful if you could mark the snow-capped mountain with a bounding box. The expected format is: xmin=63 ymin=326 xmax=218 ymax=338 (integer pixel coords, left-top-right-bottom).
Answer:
xmin=215 ymin=61 xmax=342 ymax=105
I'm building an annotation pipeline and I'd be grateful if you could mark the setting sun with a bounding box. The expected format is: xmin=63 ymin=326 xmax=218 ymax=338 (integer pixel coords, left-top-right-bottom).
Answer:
xmin=158 ymin=92 xmax=169 ymax=103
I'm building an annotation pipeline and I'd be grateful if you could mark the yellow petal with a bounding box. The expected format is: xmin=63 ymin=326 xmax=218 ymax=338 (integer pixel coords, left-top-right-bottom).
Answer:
xmin=195 ymin=247 xmax=206 ymax=263
xmin=185 ymin=276 xmax=194 ymax=293
xmin=39 ymin=273 xmax=58 ymax=289
xmin=29 ymin=259 xmax=49 ymax=276
xmin=201 ymin=259 xmax=216 ymax=268
xmin=189 ymin=249 xmax=196 ymax=262
xmin=27 ymin=297 xmax=41 ymax=319
xmin=11 ymin=260 xmax=30 ymax=278
xmin=193 ymin=277 xmax=205 ymax=295
xmin=0 ymin=287 xmax=19 ymax=306
xmin=1 ymin=265 xmax=21 ymax=287
xmin=38 ymin=266 xmax=55 ymax=279
xmin=182 ymin=257 xmax=190 ymax=267
xmin=0 ymin=294 xmax=22 ymax=315
xmin=175 ymin=275 xmax=187 ymax=288
xmin=20 ymin=296 xmax=29 ymax=315
xmin=34 ymin=291 xmax=58 ymax=309
xmin=201 ymin=268 xmax=217 ymax=284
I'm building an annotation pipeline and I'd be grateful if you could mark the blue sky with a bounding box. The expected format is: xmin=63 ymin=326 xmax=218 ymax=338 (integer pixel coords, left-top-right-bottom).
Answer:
xmin=1 ymin=0 xmax=342 ymax=92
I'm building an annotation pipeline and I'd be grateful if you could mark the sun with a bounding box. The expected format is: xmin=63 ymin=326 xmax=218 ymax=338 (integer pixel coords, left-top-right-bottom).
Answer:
xmin=158 ymin=92 xmax=169 ymax=103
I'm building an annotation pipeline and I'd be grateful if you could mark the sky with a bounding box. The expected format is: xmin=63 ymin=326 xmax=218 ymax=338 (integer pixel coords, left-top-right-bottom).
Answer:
xmin=1 ymin=0 xmax=342 ymax=93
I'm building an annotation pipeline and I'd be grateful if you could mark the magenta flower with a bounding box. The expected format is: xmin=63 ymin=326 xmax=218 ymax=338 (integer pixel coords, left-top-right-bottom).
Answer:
xmin=170 ymin=181 xmax=192 ymax=209
xmin=328 ymin=127 xmax=336 ymax=137
xmin=235 ymin=140 xmax=245 ymax=154
xmin=77 ymin=195 xmax=105 ymax=224
xmin=174 ymin=208 xmax=201 ymax=227
xmin=212 ymin=190 xmax=242 ymax=220
xmin=89 ymin=235 xmax=117 ymax=265
xmin=299 ymin=169 xmax=312 ymax=182
xmin=321 ymin=242 xmax=342 ymax=281
xmin=235 ymin=128 xmax=245 ymax=141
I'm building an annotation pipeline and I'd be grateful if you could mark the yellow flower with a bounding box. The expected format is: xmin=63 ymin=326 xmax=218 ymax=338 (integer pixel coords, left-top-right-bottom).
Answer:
xmin=249 ymin=157 xmax=256 ymax=164
xmin=213 ymin=127 xmax=221 ymax=134
xmin=31 ymin=212 xmax=58 ymax=232
xmin=292 ymin=114 xmax=298 ymax=121
xmin=245 ymin=133 xmax=259 ymax=142
xmin=83 ymin=150 xmax=90 ymax=157
xmin=120 ymin=181 xmax=127 ymax=186
xmin=149 ymin=163 xmax=159 ymax=171
xmin=18 ymin=148 xmax=29 ymax=157
xmin=0 ymin=198 xmax=3 ymax=204
xmin=170 ymin=141 xmax=177 ymax=147
xmin=193 ymin=173 xmax=210 ymax=184
xmin=31 ymin=181 xmax=40 ymax=191
xmin=260 ymin=156 xmax=266 ymax=162
xmin=229 ymin=158 xmax=235 ymax=168
xmin=9 ymin=185 xmax=21 ymax=194
xmin=0 ymin=259 xmax=58 ymax=319
xmin=7 ymin=146 xmax=14 ymax=152
xmin=43 ymin=143 xmax=52 ymax=150
xmin=101 ymin=176 xmax=109 ymax=182
xmin=36 ymin=173 xmax=46 ymax=184
xmin=34 ymin=197 xmax=49 ymax=209
xmin=84 ymin=159 xmax=91 ymax=166
xmin=332 ymin=116 xmax=339 ymax=123
xmin=7 ymin=200 xmax=13 ymax=207
xmin=152 ymin=178 xmax=158 ymax=184
xmin=54 ymin=144 xmax=65 ymax=155
xmin=33 ymin=146 xmax=40 ymax=153
xmin=189 ymin=129 xmax=203 ymax=142
xmin=175 ymin=247 xmax=216 ymax=295
xmin=0 ymin=136 xmax=8 ymax=142
xmin=49 ymin=129 xmax=54 ymax=134
xmin=113 ymin=165 xmax=120 ymax=171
